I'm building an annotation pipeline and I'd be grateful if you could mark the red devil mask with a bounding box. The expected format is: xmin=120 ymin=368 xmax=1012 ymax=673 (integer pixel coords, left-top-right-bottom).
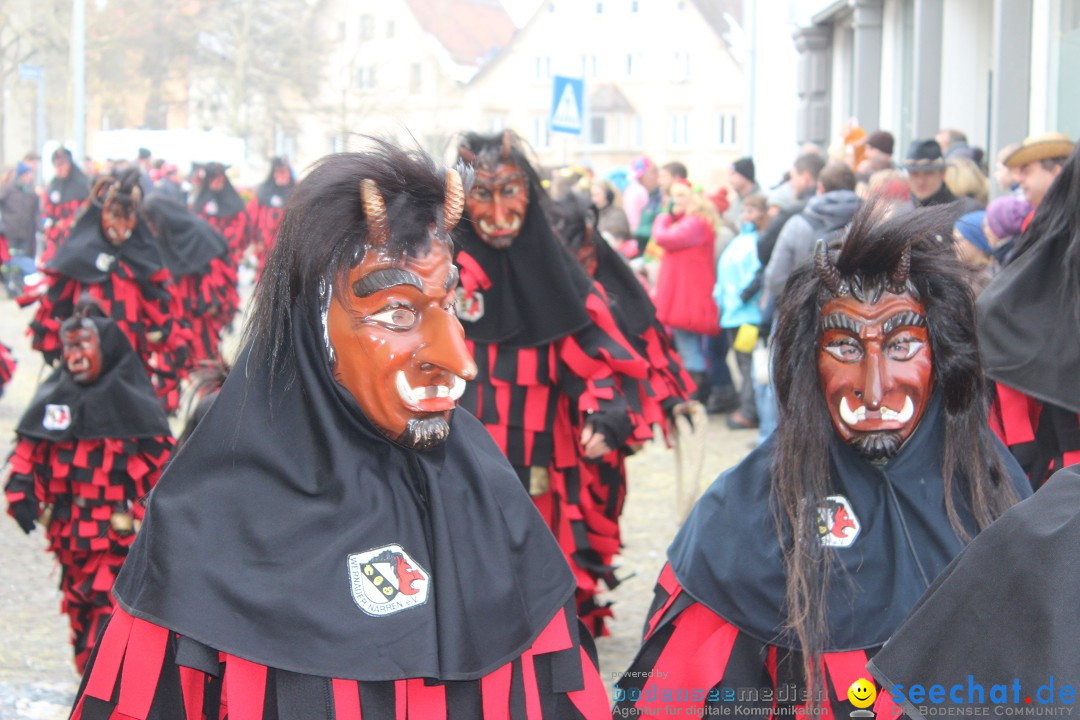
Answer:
xmin=462 ymin=133 xmax=528 ymax=249
xmin=62 ymin=321 xmax=103 ymax=385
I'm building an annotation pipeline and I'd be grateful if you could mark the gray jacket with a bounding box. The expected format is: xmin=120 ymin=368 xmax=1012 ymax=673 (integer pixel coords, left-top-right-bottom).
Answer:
xmin=764 ymin=189 xmax=861 ymax=303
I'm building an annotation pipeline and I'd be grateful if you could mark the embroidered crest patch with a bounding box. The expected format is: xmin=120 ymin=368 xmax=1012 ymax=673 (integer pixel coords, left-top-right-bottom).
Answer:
xmin=347 ymin=544 xmax=430 ymax=617
xmin=270 ymin=194 xmax=283 ymax=208
xmin=816 ymin=494 xmax=861 ymax=548
xmin=43 ymin=404 xmax=72 ymax=431
xmin=50 ymin=190 xmax=61 ymax=204
xmin=455 ymin=287 xmax=484 ymax=322
xmin=204 ymin=199 xmax=218 ymax=216
xmin=95 ymin=253 xmax=116 ymax=273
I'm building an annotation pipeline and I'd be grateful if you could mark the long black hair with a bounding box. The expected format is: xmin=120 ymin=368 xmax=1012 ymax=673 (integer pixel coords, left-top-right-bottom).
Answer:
xmin=770 ymin=202 xmax=1019 ymax=691
xmin=245 ymin=140 xmax=465 ymax=386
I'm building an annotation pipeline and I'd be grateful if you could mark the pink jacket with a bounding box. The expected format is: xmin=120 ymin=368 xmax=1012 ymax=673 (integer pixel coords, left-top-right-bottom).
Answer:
xmin=651 ymin=212 xmax=720 ymax=335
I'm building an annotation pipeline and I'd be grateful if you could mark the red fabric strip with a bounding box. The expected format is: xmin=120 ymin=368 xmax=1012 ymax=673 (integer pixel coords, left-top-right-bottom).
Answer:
xmin=395 ymin=680 xmax=408 ymax=720
xmin=222 ymin=654 xmax=268 ymax=720
xmin=456 ymin=251 xmax=492 ymax=291
xmin=993 ymin=383 xmax=1037 ymax=446
xmin=822 ymin=650 xmax=871 ymax=704
xmin=873 ymin=682 xmax=900 ymax=718
xmin=84 ymin=606 xmax=135 ymax=701
xmin=332 ymin=678 xmax=363 ymax=720
xmin=517 ymin=348 xmax=538 ymax=386
xmin=567 ymin=646 xmax=611 ymax=719
xmin=481 ymin=662 xmax=513 ymax=720
xmin=531 ymin=609 xmax=572 ymax=655
xmin=645 ymin=564 xmax=683 ymax=639
xmin=179 ymin=665 xmax=206 ymax=720
xmin=406 ymin=678 xmax=447 ymax=719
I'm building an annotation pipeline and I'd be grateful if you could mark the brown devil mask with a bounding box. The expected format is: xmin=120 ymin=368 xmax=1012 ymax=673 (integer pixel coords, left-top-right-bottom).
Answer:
xmin=461 ymin=132 xmax=528 ymax=249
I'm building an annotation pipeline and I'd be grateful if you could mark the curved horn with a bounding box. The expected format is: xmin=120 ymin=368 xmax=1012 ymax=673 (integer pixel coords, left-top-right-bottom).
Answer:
xmin=458 ymin=144 xmax=476 ymax=165
xmin=887 ymin=240 xmax=911 ymax=293
xmin=814 ymin=238 xmax=845 ymax=296
xmin=443 ymin=169 xmax=464 ymax=232
xmin=360 ymin=178 xmax=391 ymax=248
xmin=500 ymin=131 xmax=512 ymax=160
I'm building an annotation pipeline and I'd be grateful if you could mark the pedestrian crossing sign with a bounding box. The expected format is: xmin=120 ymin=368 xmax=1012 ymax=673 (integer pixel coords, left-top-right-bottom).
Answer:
xmin=550 ymin=76 xmax=585 ymax=135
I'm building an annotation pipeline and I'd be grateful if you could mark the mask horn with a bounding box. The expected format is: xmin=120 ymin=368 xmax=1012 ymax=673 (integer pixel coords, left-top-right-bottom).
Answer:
xmin=360 ymin=179 xmax=390 ymax=248
xmin=887 ymin=240 xmax=911 ymax=294
xmin=500 ymin=131 xmax=512 ymax=160
xmin=444 ymin=169 xmax=464 ymax=232
xmin=458 ymin=145 xmax=476 ymax=165
xmin=814 ymin=238 xmax=847 ymax=296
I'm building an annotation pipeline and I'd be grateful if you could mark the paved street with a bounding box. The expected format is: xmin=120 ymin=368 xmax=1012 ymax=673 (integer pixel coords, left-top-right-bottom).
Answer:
xmin=0 ymin=291 xmax=755 ymax=717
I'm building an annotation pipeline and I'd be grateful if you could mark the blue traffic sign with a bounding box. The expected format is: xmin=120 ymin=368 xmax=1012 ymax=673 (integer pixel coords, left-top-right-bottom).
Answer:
xmin=18 ymin=64 xmax=43 ymax=81
xmin=550 ymin=76 xmax=585 ymax=135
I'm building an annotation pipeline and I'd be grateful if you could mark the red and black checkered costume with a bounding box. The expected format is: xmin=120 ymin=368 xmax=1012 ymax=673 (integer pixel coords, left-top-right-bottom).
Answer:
xmin=0 ymin=341 xmax=15 ymax=394
xmin=193 ymin=163 xmax=250 ymax=269
xmin=40 ymin=153 xmax=91 ymax=265
xmin=4 ymin=315 xmax=172 ymax=672
xmin=246 ymin=159 xmax=294 ymax=282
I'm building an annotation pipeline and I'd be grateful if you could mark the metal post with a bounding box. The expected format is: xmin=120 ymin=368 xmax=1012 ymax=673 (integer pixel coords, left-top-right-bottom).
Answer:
xmin=37 ymin=75 xmax=46 ymax=178
xmin=72 ymin=0 xmax=86 ymax=163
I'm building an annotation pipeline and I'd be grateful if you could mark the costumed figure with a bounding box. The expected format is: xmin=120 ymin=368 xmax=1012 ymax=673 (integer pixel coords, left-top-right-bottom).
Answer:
xmin=549 ymin=193 xmax=694 ymax=437
xmin=614 ymin=204 xmax=1029 ymax=717
xmin=868 ymin=464 xmax=1080 ymax=718
xmin=143 ymin=192 xmax=239 ymax=364
xmin=67 ymin=143 xmax=611 ymax=719
xmin=978 ymin=141 xmax=1080 ymax=489
xmin=0 ymin=340 xmax=15 ymax=395
xmin=4 ymin=307 xmax=172 ymax=672
xmin=22 ymin=169 xmax=190 ymax=412
xmin=41 ymin=146 xmax=92 ymax=264
xmin=248 ymin=156 xmax=295 ymax=281
xmin=193 ymin=162 xmax=249 ymax=268
xmin=454 ymin=132 xmax=651 ymax=635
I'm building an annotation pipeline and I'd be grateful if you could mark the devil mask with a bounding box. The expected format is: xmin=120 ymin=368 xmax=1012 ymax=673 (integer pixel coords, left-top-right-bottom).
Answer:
xmin=461 ymin=132 xmax=528 ymax=249
xmin=62 ymin=319 xmax=103 ymax=385
xmin=815 ymin=240 xmax=934 ymax=460
xmin=96 ymin=174 xmax=142 ymax=247
xmin=326 ymin=175 xmax=478 ymax=450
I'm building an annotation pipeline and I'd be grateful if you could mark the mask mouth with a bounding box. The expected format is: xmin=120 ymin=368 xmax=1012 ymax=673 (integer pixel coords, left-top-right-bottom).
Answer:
xmin=839 ymin=395 xmax=914 ymax=427
xmin=396 ymin=372 xmax=467 ymax=412
xmin=67 ymin=356 xmax=91 ymax=374
xmin=477 ymin=215 xmax=523 ymax=243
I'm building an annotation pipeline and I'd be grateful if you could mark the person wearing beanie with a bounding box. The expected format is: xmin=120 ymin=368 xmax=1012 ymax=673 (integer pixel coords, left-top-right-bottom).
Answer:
xmin=724 ymin=157 xmax=760 ymax=231
xmin=856 ymin=130 xmax=896 ymax=182
xmin=41 ymin=147 xmax=91 ymax=264
xmin=952 ymin=211 xmax=993 ymax=294
xmin=0 ymin=159 xmax=41 ymax=294
xmin=984 ymin=195 xmax=1032 ymax=268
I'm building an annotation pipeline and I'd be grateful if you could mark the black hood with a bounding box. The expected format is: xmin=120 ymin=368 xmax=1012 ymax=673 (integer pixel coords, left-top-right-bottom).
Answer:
xmin=47 ymin=203 xmax=166 ymax=283
xmin=144 ymin=192 xmax=228 ymax=276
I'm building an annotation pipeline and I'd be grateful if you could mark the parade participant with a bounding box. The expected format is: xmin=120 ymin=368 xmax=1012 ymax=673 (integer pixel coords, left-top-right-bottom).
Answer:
xmin=192 ymin=161 xmax=248 ymax=267
xmin=978 ymin=141 xmax=1080 ymax=489
xmin=143 ymin=192 xmax=239 ymax=364
xmin=454 ymin=131 xmax=649 ymax=635
xmin=41 ymin=147 xmax=91 ymax=264
xmin=614 ymin=204 xmax=1028 ymax=717
xmin=248 ymin=156 xmax=295 ymax=281
xmin=23 ymin=169 xmax=190 ymax=411
xmin=867 ymin=464 xmax=1080 ymax=718
xmin=68 ymin=143 xmax=610 ymax=719
xmin=5 ymin=306 xmax=172 ymax=672
xmin=0 ymin=340 xmax=14 ymax=395
xmin=550 ymin=193 xmax=694 ymax=437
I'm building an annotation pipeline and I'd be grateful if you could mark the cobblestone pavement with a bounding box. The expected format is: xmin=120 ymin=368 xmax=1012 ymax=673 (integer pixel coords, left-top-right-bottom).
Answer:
xmin=0 ymin=289 xmax=755 ymax=717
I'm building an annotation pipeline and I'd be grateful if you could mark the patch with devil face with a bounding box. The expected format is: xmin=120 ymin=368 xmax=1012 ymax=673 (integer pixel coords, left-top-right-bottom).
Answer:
xmin=347 ymin=544 xmax=430 ymax=616
xmin=816 ymin=495 xmax=861 ymax=548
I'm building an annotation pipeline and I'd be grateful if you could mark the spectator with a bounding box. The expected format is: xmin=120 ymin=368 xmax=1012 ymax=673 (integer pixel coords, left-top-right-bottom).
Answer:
xmin=764 ymin=162 xmax=861 ymax=305
xmin=993 ymin=142 xmax=1021 ymax=194
xmin=945 ymin=157 xmax=990 ymax=207
xmin=652 ymin=180 xmax=720 ymax=396
xmin=952 ymin=211 xmax=993 ymax=294
xmin=936 ymin=128 xmax=983 ymax=166
xmin=715 ymin=194 xmax=768 ymax=430
xmin=903 ymin=139 xmax=982 ymax=217
xmin=1004 ymin=132 xmax=1074 ymax=213
xmin=855 ymin=130 xmax=895 ymax=182
xmin=865 ymin=168 xmax=912 ymax=206
xmin=983 ymin=195 xmax=1031 ymax=268
xmin=623 ymin=155 xmax=662 ymax=256
xmin=658 ymin=161 xmax=688 ymax=204
xmin=723 ymin=157 xmax=759 ymax=231
xmin=590 ymin=178 xmax=631 ymax=247
xmin=0 ymin=161 xmax=40 ymax=294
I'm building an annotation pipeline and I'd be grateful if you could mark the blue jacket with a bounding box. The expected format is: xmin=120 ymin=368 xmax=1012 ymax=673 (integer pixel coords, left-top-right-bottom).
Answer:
xmin=714 ymin=224 xmax=762 ymax=329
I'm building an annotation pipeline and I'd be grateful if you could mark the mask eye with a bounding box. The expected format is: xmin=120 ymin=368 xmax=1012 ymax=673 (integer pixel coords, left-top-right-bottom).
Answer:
xmin=824 ymin=338 xmax=863 ymax=362
xmin=369 ymin=305 xmax=417 ymax=330
xmin=886 ymin=335 xmax=925 ymax=361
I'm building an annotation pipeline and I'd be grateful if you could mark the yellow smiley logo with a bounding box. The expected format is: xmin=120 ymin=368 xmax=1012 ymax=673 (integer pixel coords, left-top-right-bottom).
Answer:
xmin=848 ymin=678 xmax=877 ymax=709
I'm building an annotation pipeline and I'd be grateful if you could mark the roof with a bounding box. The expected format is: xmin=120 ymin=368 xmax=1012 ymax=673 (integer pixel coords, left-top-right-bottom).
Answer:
xmin=591 ymin=84 xmax=635 ymax=113
xmin=689 ymin=0 xmax=743 ymax=40
xmin=403 ymin=0 xmax=517 ymax=69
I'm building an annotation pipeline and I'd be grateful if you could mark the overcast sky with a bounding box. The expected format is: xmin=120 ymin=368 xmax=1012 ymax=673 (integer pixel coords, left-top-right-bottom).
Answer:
xmin=500 ymin=0 xmax=543 ymax=27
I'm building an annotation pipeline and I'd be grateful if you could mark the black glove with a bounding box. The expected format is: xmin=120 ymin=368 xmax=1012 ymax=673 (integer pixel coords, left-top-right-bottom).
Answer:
xmin=9 ymin=497 xmax=37 ymax=534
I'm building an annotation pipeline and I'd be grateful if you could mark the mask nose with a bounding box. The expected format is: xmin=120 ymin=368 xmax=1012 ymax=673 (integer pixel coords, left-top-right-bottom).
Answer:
xmin=861 ymin=348 xmax=885 ymax=410
xmin=416 ymin=308 xmax=477 ymax=381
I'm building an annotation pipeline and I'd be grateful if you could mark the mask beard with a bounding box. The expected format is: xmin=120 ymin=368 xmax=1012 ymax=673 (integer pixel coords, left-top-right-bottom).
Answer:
xmin=849 ymin=431 xmax=903 ymax=462
xmin=398 ymin=415 xmax=451 ymax=451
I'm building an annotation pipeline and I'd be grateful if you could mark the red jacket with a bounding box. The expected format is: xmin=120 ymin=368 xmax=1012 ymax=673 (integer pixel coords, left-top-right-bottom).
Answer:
xmin=651 ymin=212 xmax=720 ymax=335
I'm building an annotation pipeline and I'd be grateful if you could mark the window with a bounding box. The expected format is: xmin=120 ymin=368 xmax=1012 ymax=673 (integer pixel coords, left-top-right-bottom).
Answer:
xmin=591 ymin=115 xmax=607 ymax=145
xmin=718 ymin=113 xmax=737 ymax=146
xmin=409 ymin=63 xmax=422 ymax=93
xmin=632 ymin=116 xmax=643 ymax=148
xmin=672 ymin=51 xmax=691 ymax=82
xmin=626 ymin=52 xmax=641 ymax=78
xmin=360 ymin=14 xmax=375 ymax=40
xmin=534 ymin=55 xmax=551 ymax=81
xmin=590 ymin=55 xmax=599 ymax=79
xmin=670 ymin=113 xmax=690 ymax=146
xmin=356 ymin=66 xmax=376 ymax=89
xmin=532 ymin=116 xmax=551 ymax=150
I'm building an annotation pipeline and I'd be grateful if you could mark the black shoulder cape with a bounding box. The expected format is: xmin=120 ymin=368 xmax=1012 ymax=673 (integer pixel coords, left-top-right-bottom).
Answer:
xmin=47 ymin=166 xmax=90 ymax=206
xmin=977 ymin=222 xmax=1080 ymax=414
xmin=192 ymin=179 xmax=246 ymax=219
xmin=112 ymin=296 xmax=576 ymax=681
xmin=667 ymin=391 xmax=1031 ymax=651
xmin=453 ymin=186 xmax=593 ymax=348
xmin=144 ymin=192 xmax=228 ymax=276
xmin=868 ymin=466 xmax=1080 ymax=716
xmin=47 ymin=204 xmax=166 ymax=283
xmin=592 ymin=233 xmax=656 ymax=339
xmin=16 ymin=316 xmax=169 ymax=442
xmin=255 ymin=177 xmax=293 ymax=207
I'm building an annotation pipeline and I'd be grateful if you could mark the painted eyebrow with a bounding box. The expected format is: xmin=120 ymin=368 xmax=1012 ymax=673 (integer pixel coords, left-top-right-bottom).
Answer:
xmin=882 ymin=311 xmax=927 ymax=335
xmin=444 ymin=265 xmax=459 ymax=291
xmin=352 ymin=268 xmax=423 ymax=298
xmin=822 ymin=313 xmax=862 ymax=333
